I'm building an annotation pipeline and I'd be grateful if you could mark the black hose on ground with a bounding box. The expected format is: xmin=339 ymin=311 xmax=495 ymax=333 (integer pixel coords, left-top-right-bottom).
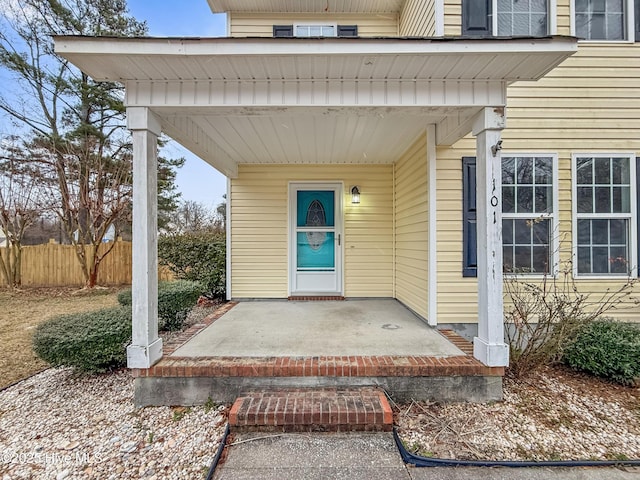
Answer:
xmin=393 ymin=428 xmax=640 ymax=468
xmin=205 ymin=424 xmax=231 ymax=480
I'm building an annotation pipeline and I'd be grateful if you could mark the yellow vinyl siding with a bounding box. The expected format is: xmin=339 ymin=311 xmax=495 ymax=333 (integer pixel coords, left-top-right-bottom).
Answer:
xmin=443 ymin=0 xmax=461 ymax=36
xmin=230 ymin=164 xmax=393 ymax=298
xmin=229 ymin=13 xmax=398 ymax=37
xmin=556 ymin=0 xmax=571 ymax=35
xmin=394 ymin=134 xmax=429 ymax=319
xmin=436 ymin=43 xmax=640 ymax=324
xmin=399 ymin=0 xmax=435 ymax=36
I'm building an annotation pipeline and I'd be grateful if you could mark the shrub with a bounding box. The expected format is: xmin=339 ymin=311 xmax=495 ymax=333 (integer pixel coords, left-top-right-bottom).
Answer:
xmin=563 ymin=320 xmax=640 ymax=385
xmin=504 ymin=256 xmax=638 ymax=377
xmin=118 ymin=280 xmax=204 ymax=331
xmin=158 ymin=233 xmax=226 ymax=299
xmin=33 ymin=306 xmax=131 ymax=373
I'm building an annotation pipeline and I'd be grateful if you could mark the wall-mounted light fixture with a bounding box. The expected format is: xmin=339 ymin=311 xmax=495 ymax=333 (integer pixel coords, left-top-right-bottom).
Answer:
xmin=351 ymin=186 xmax=360 ymax=204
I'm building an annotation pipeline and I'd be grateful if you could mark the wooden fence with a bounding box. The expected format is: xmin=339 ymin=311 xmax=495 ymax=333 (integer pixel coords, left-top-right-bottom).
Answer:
xmin=0 ymin=240 xmax=172 ymax=287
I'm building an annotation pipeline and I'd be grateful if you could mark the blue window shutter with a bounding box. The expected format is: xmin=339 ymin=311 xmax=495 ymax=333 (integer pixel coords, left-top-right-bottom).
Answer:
xmin=462 ymin=0 xmax=492 ymax=36
xmin=337 ymin=25 xmax=358 ymax=37
xmin=273 ymin=25 xmax=293 ymax=37
xmin=463 ymin=157 xmax=478 ymax=277
xmin=635 ymin=0 xmax=640 ymax=41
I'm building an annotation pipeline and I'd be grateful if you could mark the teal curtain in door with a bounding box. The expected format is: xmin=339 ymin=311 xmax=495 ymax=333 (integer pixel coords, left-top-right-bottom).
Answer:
xmin=296 ymin=190 xmax=335 ymax=269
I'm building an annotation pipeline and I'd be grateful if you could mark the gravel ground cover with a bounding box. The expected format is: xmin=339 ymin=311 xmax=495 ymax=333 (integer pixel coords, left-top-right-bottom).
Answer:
xmin=0 ymin=368 xmax=228 ymax=480
xmin=396 ymin=366 xmax=640 ymax=462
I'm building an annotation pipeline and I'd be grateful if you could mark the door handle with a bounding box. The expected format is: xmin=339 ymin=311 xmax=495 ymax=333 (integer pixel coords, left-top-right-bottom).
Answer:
xmin=338 ymin=234 xmax=341 ymax=246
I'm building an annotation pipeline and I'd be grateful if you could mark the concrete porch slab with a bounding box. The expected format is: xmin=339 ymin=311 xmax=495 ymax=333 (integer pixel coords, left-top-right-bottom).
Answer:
xmin=172 ymin=300 xmax=464 ymax=357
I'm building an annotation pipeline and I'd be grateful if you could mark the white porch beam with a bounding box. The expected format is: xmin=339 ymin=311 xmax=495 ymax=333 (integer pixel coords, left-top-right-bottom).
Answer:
xmin=471 ymin=107 xmax=509 ymax=367
xmin=125 ymin=79 xmax=506 ymax=110
xmin=126 ymin=107 xmax=163 ymax=369
xmin=162 ymin=116 xmax=238 ymax=178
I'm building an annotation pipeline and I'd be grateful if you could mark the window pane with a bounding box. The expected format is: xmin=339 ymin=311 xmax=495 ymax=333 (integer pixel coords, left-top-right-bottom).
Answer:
xmin=498 ymin=14 xmax=512 ymax=35
xmin=592 ymin=219 xmax=609 ymax=244
xmin=503 ymin=246 xmax=514 ymax=273
xmin=513 ymin=13 xmax=530 ymax=34
xmin=610 ymin=246 xmax=628 ymax=273
xmin=514 ymin=246 xmax=532 ymax=272
xmin=577 ymin=186 xmax=593 ymax=213
xmin=576 ymin=158 xmax=593 ymax=184
xmin=577 ymin=246 xmax=591 ymax=273
xmin=503 ymin=218 xmax=514 ymax=244
xmin=594 ymin=186 xmax=611 ymax=213
xmin=515 ymin=0 xmax=530 ymax=12
xmin=535 ymin=186 xmax=551 ymax=213
xmin=514 ymin=219 xmax=531 ymax=244
xmin=609 ymin=219 xmax=627 ymax=244
xmin=517 ymin=158 xmax=533 ymax=184
xmin=531 ymin=0 xmax=546 ymax=11
xmin=575 ymin=14 xmax=590 ymax=38
xmin=577 ymin=219 xmax=591 ymax=244
xmin=532 ymin=246 xmax=549 ymax=272
xmin=532 ymin=219 xmax=549 ymax=245
xmin=592 ymin=247 xmax=609 ymax=273
xmin=612 ymin=157 xmax=630 ymax=184
xmin=517 ymin=186 xmax=534 ymax=213
xmin=503 ymin=186 xmax=515 ymax=213
xmin=590 ymin=14 xmax=606 ymax=39
xmin=502 ymin=158 xmax=515 ymax=184
xmin=612 ymin=186 xmax=630 ymax=213
xmin=594 ymin=157 xmax=611 ymax=184
xmin=592 ymin=0 xmax=606 ymax=12
xmin=535 ymin=157 xmax=552 ymax=184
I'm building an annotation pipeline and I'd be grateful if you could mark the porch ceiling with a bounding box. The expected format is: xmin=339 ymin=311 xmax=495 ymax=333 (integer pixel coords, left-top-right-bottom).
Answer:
xmin=207 ymin=0 xmax=406 ymax=14
xmin=55 ymin=36 xmax=577 ymax=177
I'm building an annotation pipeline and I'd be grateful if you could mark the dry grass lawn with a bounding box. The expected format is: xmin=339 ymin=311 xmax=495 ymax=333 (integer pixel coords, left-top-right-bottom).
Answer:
xmin=0 ymin=287 xmax=121 ymax=388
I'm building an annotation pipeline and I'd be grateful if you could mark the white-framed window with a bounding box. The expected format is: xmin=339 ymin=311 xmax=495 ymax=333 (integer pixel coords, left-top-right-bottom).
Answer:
xmin=294 ymin=24 xmax=337 ymax=37
xmin=502 ymin=154 xmax=559 ymax=274
xmin=463 ymin=0 xmax=557 ymax=36
xmin=572 ymin=154 xmax=637 ymax=277
xmin=493 ymin=0 xmax=551 ymax=36
xmin=572 ymin=0 xmax=635 ymax=41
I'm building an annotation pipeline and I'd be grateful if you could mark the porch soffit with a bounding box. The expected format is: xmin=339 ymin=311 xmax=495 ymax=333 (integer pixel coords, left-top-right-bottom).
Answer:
xmin=207 ymin=0 xmax=406 ymax=13
xmin=55 ymin=36 xmax=577 ymax=177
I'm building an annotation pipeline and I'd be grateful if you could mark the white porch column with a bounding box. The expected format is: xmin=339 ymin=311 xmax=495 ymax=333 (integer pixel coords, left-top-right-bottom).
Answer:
xmin=472 ymin=107 xmax=509 ymax=367
xmin=126 ymin=107 xmax=163 ymax=368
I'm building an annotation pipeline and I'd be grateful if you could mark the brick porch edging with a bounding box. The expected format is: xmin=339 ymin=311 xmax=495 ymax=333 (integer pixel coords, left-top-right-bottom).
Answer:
xmin=133 ymin=354 xmax=503 ymax=378
xmin=132 ymin=301 xmax=504 ymax=379
xmin=162 ymin=301 xmax=238 ymax=355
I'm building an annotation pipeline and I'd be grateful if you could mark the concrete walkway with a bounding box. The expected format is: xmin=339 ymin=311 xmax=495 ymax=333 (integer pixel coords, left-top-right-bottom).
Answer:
xmin=212 ymin=433 xmax=640 ymax=480
xmin=174 ymin=300 xmax=463 ymax=357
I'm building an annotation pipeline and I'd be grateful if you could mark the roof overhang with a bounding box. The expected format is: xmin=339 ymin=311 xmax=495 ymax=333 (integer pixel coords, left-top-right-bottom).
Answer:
xmin=207 ymin=0 xmax=406 ymax=14
xmin=54 ymin=36 xmax=577 ymax=177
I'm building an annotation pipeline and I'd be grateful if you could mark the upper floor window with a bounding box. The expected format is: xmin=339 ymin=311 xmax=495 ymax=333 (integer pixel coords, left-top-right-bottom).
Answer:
xmin=575 ymin=0 xmax=625 ymax=40
xmin=573 ymin=0 xmax=640 ymax=40
xmin=495 ymin=0 xmax=549 ymax=36
xmin=462 ymin=0 xmax=551 ymax=36
xmin=295 ymin=24 xmax=336 ymax=37
xmin=273 ymin=24 xmax=358 ymax=38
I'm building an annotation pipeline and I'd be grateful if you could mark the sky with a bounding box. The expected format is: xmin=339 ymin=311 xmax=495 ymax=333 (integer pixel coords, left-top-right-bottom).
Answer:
xmin=126 ymin=0 xmax=229 ymax=208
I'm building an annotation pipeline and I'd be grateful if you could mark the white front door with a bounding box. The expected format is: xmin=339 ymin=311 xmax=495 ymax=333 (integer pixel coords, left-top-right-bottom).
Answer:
xmin=289 ymin=183 xmax=343 ymax=296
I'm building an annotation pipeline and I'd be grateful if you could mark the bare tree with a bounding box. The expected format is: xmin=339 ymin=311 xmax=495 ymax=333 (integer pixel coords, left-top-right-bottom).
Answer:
xmin=0 ymin=0 xmax=182 ymax=287
xmin=164 ymin=200 xmax=222 ymax=235
xmin=0 ymin=137 xmax=42 ymax=286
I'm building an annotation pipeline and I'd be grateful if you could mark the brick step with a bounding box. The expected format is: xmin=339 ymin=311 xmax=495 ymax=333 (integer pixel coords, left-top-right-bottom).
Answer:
xmin=229 ymin=387 xmax=393 ymax=432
